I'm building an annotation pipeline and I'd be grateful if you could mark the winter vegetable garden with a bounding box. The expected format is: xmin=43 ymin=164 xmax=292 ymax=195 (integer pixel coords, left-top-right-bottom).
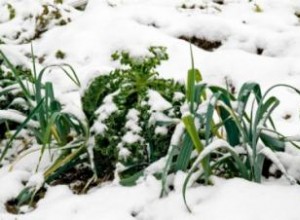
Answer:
xmin=1 ymin=0 xmax=300 ymax=219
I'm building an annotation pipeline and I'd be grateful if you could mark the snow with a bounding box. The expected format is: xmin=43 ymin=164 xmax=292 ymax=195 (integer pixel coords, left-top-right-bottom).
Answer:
xmin=170 ymin=122 xmax=185 ymax=146
xmin=275 ymin=145 xmax=300 ymax=182
xmin=1 ymin=0 xmax=300 ymax=219
xmin=149 ymin=111 xmax=175 ymax=125
xmin=173 ymin=91 xmax=185 ymax=101
xmin=0 ymin=170 xmax=29 ymax=213
xmin=125 ymin=109 xmax=142 ymax=133
xmin=260 ymin=146 xmax=296 ymax=184
xmin=121 ymin=132 xmax=142 ymax=144
xmin=2 ymin=176 xmax=300 ymax=220
xmin=139 ymin=177 xmax=300 ymax=220
xmin=118 ymin=108 xmax=143 ymax=158
xmin=26 ymin=172 xmax=44 ymax=190
xmin=0 ymin=109 xmax=39 ymax=128
xmin=155 ymin=126 xmax=168 ymax=135
xmin=145 ymin=157 xmax=167 ymax=175
xmin=9 ymin=145 xmax=53 ymax=173
xmin=91 ymin=90 xmax=119 ymax=134
xmin=147 ymin=89 xmax=172 ymax=112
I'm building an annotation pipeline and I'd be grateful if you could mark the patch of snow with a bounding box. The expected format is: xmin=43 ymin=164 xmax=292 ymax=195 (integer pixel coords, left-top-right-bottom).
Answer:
xmin=0 ymin=169 xmax=30 ymax=213
xmin=173 ymin=91 xmax=185 ymax=101
xmin=148 ymin=89 xmax=172 ymax=112
xmin=91 ymin=90 xmax=119 ymax=134
xmin=155 ymin=126 xmax=168 ymax=135
xmin=26 ymin=172 xmax=44 ymax=190
xmin=2 ymin=176 xmax=299 ymax=220
xmin=0 ymin=109 xmax=39 ymax=128
xmin=121 ymin=132 xmax=142 ymax=144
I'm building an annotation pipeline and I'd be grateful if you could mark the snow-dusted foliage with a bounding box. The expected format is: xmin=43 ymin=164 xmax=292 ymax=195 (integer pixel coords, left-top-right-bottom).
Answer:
xmin=1 ymin=0 xmax=300 ymax=219
xmin=0 ymin=0 xmax=78 ymax=44
xmin=82 ymin=47 xmax=185 ymax=181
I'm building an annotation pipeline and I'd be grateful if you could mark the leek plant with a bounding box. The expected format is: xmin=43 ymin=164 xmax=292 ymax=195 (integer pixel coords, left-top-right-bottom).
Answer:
xmin=0 ymin=47 xmax=89 ymax=207
xmin=172 ymin=46 xmax=300 ymax=212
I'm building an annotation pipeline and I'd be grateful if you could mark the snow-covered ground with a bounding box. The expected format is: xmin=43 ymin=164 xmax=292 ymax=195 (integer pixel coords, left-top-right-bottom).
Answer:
xmin=2 ymin=175 xmax=300 ymax=220
xmin=1 ymin=0 xmax=300 ymax=219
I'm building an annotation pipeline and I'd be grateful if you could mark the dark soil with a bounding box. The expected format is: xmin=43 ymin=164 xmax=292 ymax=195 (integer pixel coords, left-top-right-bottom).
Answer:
xmin=256 ymin=47 xmax=264 ymax=55
xmin=283 ymin=114 xmax=292 ymax=120
xmin=179 ymin=36 xmax=222 ymax=51
xmin=213 ymin=0 xmax=224 ymax=5
xmin=5 ymin=187 xmax=47 ymax=214
xmin=5 ymin=199 xmax=19 ymax=214
xmin=50 ymin=166 xmax=95 ymax=194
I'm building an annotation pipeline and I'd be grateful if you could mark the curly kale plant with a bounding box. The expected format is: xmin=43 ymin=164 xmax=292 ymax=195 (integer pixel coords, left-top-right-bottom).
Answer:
xmin=82 ymin=47 xmax=185 ymax=183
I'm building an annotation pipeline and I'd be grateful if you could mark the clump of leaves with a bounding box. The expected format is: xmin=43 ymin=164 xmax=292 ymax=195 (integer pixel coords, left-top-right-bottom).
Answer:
xmin=6 ymin=3 xmax=16 ymax=20
xmin=0 ymin=1 xmax=75 ymax=44
xmin=82 ymin=47 xmax=185 ymax=184
xmin=55 ymin=50 xmax=66 ymax=59
xmin=35 ymin=4 xmax=71 ymax=39
xmin=178 ymin=1 xmax=221 ymax=13
xmin=253 ymin=3 xmax=263 ymax=13
xmin=54 ymin=0 xmax=64 ymax=4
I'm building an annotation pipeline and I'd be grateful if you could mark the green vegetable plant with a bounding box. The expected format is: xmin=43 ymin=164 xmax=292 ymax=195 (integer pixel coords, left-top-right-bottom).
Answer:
xmin=165 ymin=46 xmax=300 ymax=212
xmin=6 ymin=3 xmax=16 ymax=20
xmin=82 ymin=46 xmax=185 ymax=184
xmin=1 ymin=44 xmax=299 ymax=213
xmin=82 ymin=46 xmax=300 ymax=206
xmin=0 ymin=46 xmax=89 ymax=208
